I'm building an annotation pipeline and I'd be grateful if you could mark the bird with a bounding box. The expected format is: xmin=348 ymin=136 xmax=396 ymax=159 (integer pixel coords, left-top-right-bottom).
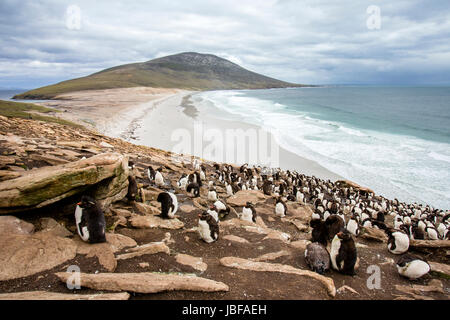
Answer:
xmin=75 ymin=195 xmax=106 ymax=244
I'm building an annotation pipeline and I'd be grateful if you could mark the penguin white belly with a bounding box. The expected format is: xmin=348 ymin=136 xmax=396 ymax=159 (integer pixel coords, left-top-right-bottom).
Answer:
xmin=168 ymin=192 xmax=178 ymax=218
xmin=397 ymin=260 xmax=430 ymax=279
xmin=198 ymin=220 xmax=215 ymax=243
xmin=75 ymin=206 xmax=90 ymax=242
xmin=347 ymin=219 xmax=359 ymax=236
xmin=178 ymin=178 xmax=188 ymax=190
xmin=240 ymin=207 xmax=253 ymax=222
xmin=207 ymin=191 xmax=217 ymax=201
xmin=275 ymin=203 xmax=285 ymax=217
xmin=214 ymin=201 xmax=226 ymax=211
xmin=330 ymin=236 xmax=341 ymax=271
xmin=226 ymin=185 xmax=233 ymax=196
xmin=427 ymin=228 xmax=439 ymax=240
xmin=389 ymin=232 xmax=409 ymax=254
xmin=200 ymin=171 xmax=206 ymax=181
xmin=207 ymin=209 xmax=219 ymax=222
xmin=437 ymin=223 xmax=446 ymax=237
xmin=155 ymin=172 xmax=164 ymax=186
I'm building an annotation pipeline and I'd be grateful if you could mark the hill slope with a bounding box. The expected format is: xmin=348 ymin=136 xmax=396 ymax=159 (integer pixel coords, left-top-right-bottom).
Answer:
xmin=14 ymin=52 xmax=306 ymax=99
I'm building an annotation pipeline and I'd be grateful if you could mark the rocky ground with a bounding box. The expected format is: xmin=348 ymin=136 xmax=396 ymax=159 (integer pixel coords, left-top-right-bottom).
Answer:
xmin=0 ymin=115 xmax=449 ymax=300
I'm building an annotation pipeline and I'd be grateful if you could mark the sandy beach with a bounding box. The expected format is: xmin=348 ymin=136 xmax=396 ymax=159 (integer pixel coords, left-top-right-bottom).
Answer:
xmin=36 ymin=87 xmax=342 ymax=181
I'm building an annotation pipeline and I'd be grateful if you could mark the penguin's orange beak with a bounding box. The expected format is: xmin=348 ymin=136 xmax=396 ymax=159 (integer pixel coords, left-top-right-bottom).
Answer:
xmin=77 ymin=202 xmax=81 ymax=206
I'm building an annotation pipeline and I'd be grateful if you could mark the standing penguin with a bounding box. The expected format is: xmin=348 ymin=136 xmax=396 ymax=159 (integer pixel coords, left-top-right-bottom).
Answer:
xmin=275 ymin=197 xmax=288 ymax=217
xmin=147 ymin=166 xmax=156 ymax=183
xmin=186 ymin=182 xmax=200 ymax=197
xmin=330 ymin=230 xmax=357 ymax=275
xmin=126 ymin=175 xmax=139 ymax=202
xmin=213 ymin=200 xmax=231 ymax=220
xmin=177 ymin=174 xmax=188 ymax=190
xmin=386 ymin=228 xmax=410 ymax=254
xmin=346 ymin=215 xmax=360 ymax=237
xmin=157 ymin=191 xmax=178 ymax=219
xmin=155 ymin=168 xmax=164 ymax=186
xmin=240 ymin=202 xmax=257 ymax=223
xmin=396 ymin=254 xmax=430 ymax=280
xmin=305 ymin=242 xmax=331 ymax=275
xmin=198 ymin=211 xmax=219 ymax=243
xmin=207 ymin=187 xmax=218 ymax=201
xmin=75 ymin=195 xmax=106 ymax=244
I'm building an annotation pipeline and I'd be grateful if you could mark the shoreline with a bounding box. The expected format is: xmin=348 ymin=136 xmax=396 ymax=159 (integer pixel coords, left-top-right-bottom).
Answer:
xmin=33 ymin=87 xmax=344 ymax=182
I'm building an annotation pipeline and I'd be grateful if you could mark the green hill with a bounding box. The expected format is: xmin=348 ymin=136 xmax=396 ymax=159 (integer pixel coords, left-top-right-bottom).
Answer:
xmin=14 ymin=52 xmax=307 ymax=99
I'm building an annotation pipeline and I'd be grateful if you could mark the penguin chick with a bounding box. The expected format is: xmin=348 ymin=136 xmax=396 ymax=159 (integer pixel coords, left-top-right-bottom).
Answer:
xmin=75 ymin=196 xmax=106 ymax=244
xmin=305 ymin=242 xmax=331 ymax=275
xmin=330 ymin=230 xmax=357 ymax=275
xmin=310 ymin=219 xmax=328 ymax=246
xmin=396 ymin=254 xmax=430 ymax=280
xmin=157 ymin=191 xmax=178 ymax=219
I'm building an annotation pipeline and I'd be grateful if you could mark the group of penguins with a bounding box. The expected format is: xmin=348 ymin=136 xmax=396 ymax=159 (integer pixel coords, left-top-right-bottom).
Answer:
xmin=74 ymin=159 xmax=449 ymax=281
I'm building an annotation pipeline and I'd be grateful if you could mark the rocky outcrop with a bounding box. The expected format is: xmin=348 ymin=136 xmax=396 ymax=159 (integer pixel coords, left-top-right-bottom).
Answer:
xmin=0 ymin=232 xmax=77 ymax=281
xmin=175 ymin=254 xmax=208 ymax=272
xmin=129 ymin=214 xmax=184 ymax=229
xmin=55 ymin=272 xmax=229 ymax=293
xmin=0 ymin=216 xmax=35 ymax=235
xmin=116 ymin=242 xmax=170 ymax=260
xmin=226 ymin=190 xmax=267 ymax=207
xmin=0 ymin=291 xmax=130 ymax=300
xmin=220 ymin=257 xmax=336 ymax=297
xmin=0 ymin=153 xmax=129 ymax=213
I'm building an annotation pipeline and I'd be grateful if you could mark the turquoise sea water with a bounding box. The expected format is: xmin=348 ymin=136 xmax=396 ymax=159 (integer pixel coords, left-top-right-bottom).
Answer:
xmin=192 ymin=87 xmax=450 ymax=209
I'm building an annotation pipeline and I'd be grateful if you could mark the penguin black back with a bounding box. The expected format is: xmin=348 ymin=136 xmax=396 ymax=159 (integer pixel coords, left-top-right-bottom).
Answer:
xmin=76 ymin=195 xmax=106 ymax=244
xmin=127 ymin=175 xmax=138 ymax=202
xmin=186 ymin=182 xmax=200 ymax=197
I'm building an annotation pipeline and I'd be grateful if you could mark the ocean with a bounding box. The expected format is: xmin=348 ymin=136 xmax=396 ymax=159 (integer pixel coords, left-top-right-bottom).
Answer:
xmin=191 ymin=87 xmax=450 ymax=209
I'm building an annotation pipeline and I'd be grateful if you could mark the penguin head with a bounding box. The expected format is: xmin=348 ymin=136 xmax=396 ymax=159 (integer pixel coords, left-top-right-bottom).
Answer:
xmin=77 ymin=195 xmax=97 ymax=209
xmin=336 ymin=229 xmax=352 ymax=241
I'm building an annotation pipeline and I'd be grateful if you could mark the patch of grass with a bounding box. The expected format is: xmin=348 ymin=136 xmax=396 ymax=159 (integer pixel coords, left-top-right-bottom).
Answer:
xmin=0 ymin=99 xmax=82 ymax=128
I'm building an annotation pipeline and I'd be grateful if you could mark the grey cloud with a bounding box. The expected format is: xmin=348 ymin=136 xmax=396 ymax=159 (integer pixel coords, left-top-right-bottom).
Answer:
xmin=0 ymin=0 xmax=449 ymax=88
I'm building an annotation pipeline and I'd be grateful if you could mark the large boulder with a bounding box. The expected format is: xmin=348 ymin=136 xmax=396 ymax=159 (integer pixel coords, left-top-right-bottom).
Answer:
xmin=226 ymin=190 xmax=267 ymax=207
xmin=0 ymin=232 xmax=77 ymax=281
xmin=55 ymin=272 xmax=229 ymax=293
xmin=0 ymin=216 xmax=35 ymax=235
xmin=0 ymin=153 xmax=129 ymax=213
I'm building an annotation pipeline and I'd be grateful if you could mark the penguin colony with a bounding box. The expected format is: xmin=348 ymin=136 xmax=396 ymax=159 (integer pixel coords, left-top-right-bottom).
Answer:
xmin=76 ymin=159 xmax=449 ymax=281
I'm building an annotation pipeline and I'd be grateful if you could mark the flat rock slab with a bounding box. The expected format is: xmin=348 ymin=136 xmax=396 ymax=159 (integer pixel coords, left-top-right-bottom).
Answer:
xmin=223 ymin=235 xmax=250 ymax=244
xmin=0 ymin=215 xmax=35 ymax=235
xmin=252 ymin=250 xmax=291 ymax=262
xmin=0 ymin=152 xmax=129 ymax=213
xmin=395 ymin=279 xmax=445 ymax=296
xmin=0 ymin=232 xmax=77 ymax=281
xmin=55 ymin=272 xmax=229 ymax=294
xmin=0 ymin=291 xmax=130 ymax=300
xmin=410 ymin=240 xmax=450 ymax=248
xmin=360 ymin=227 xmax=388 ymax=242
xmin=105 ymin=233 xmax=137 ymax=252
xmin=73 ymin=238 xmax=117 ymax=272
xmin=116 ymin=242 xmax=170 ymax=260
xmin=429 ymin=261 xmax=450 ymax=277
xmin=130 ymin=215 xmax=184 ymax=229
xmin=221 ymin=218 xmax=291 ymax=243
xmin=175 ymin=254 xmax=208 ymax=272
xmin=227 ymin=190 xmax=267 ymax=207
xmin=39 ymin=217 xmax=72 ymax=237
xmin=290 ymin=240 xmax=311 ymax=251
xmin=220 ymin=257 xmax=336 ymax=297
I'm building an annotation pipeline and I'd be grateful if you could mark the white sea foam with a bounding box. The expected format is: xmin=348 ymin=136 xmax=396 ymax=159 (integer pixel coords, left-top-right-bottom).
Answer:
xmin=194 ymin=90 xmax=450 ymax=209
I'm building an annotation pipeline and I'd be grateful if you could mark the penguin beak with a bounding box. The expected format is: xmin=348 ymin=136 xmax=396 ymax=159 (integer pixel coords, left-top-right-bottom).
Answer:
xmin=76 ymin=202 xmax=81 ymax=206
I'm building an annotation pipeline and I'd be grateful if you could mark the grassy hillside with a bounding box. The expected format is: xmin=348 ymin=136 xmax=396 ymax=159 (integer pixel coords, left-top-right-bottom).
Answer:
xmin=14 ymin=52 xmax=307 ymax=99
xmin=0 ymin=100 xmax=80 ymax=127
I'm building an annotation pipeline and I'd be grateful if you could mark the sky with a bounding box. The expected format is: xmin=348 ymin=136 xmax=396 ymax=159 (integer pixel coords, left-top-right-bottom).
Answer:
xmin=0 ymin=0 xmax=449 ymax=89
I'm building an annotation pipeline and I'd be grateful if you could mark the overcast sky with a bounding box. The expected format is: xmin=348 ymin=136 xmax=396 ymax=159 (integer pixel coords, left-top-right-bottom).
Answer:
xmin=1 ymin=0 xmax=449 ymax=88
